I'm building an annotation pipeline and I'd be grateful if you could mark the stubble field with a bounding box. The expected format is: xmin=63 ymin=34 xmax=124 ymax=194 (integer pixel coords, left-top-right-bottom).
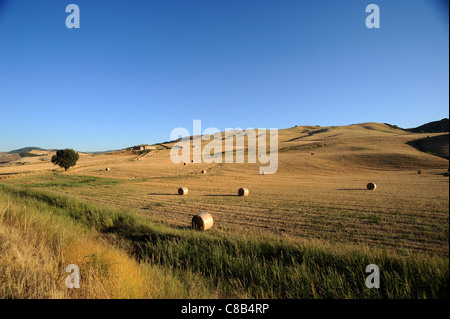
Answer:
xmin=0 ymin=123 xmax=448 ymax=298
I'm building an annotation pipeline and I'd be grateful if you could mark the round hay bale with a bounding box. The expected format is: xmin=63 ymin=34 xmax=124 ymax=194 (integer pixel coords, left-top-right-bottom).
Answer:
xmin=311 ymin=152 xmax=314 ymax=155
xmin=192 ymin=212 xmax=214 ymax=231
xmin=417 ymin=170 xmax=422 ymax=174
xmin=183 ymin=162 xmax=187 ymax=165
xmin=202 ymin=170 xmax=207 ymax=174
xmin=191 ymin=160 xmax=194 ymax=163
xmin=137 ymin=158 xmax=140 ymax=161
xmin=178 ymin=187 xmax=188 ymax=196
xmin=366 ymin=182 xmax=377 ymax=190
xmin=238 ymin=187 xmax=249 ymax=197
xmin=105 ymin=168 xmax=110 ymax=171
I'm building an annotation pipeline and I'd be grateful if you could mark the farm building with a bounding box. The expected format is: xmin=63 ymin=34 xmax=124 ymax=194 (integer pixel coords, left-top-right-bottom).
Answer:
xmin=132 ymin=145 xmax=156 ymax=151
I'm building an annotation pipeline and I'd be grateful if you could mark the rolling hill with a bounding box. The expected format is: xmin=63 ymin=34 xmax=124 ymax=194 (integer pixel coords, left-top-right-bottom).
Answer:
xmin=406 ymin=118 xmax=449 ymax=133
xmin=1 ymin=120 xmax=449 ymax=171
xmin=8 ymin=147 xmax=45 ymax=154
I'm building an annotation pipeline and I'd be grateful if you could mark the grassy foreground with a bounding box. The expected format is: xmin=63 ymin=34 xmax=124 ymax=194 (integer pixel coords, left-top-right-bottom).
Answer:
xmin=0 ymin=183 xmax=448 ymax=298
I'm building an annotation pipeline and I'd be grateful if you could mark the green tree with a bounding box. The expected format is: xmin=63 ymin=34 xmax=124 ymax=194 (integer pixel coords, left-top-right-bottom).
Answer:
xmin=51 ymin=149 xmax=79 ymax=171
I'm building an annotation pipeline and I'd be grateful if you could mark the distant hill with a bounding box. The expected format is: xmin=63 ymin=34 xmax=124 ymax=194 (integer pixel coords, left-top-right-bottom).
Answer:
xmin=8 ymin=147 xmax=45 ymax=154
xmin=406 ymin=119 xmax=449 ymax=133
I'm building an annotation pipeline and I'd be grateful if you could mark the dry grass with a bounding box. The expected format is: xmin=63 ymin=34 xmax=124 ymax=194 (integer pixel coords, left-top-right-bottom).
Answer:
xmin=2 ymin=124 xmax=448 ymax=257
xmin=0 ymin=123 xmax=448 ymax=298
xmin=0 ymin=185 xmax=447 ymax=298
xmin=4 ymin=184 xmax=450 ymax=298
xmin=0 ymin=191 xmax=218 ymax=299
xmin=9 ymin=168 xmax=446 ymax=256
xmin=0 ymin=200 xmax=147 ymax=298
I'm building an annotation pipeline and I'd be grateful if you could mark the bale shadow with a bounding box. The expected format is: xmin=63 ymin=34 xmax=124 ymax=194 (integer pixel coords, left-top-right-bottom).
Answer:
xmin=202 ymin=194 xmax=238 ymax=197
xmin=103 ymin=220 xmax=181 ymax=245
xmin=0 ymin=172 xmax=19 ymax=176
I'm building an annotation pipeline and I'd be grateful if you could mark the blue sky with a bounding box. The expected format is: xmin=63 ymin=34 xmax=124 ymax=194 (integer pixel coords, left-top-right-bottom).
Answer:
xmin=0 ymin=0 xmax=448 ymax=152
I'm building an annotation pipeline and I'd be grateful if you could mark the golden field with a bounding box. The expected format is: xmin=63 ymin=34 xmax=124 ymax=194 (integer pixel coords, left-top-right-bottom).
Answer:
xmin=0 ymin=123 xmax=448 ymax=298
xmin=2 ymin=123 xmax=447 ymax=255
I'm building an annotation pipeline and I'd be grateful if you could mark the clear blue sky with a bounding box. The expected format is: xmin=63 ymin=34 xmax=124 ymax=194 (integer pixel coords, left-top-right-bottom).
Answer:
xmin=0 ymin=0 xmax=448 ymax=152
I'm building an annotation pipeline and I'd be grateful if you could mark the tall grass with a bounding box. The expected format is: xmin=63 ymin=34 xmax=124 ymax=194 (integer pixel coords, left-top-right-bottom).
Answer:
xmin=0 ymin=185 xmax=218 ymax=299
xmin=0 ymin=183 xmax=448 ymax=299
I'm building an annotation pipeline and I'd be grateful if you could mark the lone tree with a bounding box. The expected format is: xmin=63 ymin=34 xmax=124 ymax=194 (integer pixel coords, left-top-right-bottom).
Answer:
xmin=51 ymin=149 xmax=79 ymax=171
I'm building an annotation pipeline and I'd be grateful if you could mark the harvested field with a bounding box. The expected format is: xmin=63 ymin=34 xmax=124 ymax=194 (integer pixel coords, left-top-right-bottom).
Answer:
xmin=2 ymin=124 xmax=448 ymax=257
